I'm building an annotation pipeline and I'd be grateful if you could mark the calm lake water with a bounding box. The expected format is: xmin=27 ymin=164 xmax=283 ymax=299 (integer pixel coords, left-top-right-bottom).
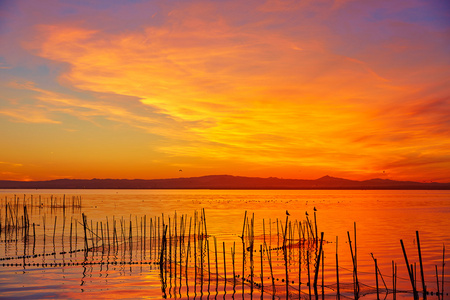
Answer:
xmin=0 ymin=189 xmax=449 ymax=299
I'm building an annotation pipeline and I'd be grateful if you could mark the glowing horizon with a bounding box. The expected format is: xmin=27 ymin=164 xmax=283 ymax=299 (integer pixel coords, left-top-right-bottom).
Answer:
xmin=1 ymin=0 xmax=449 ymax=182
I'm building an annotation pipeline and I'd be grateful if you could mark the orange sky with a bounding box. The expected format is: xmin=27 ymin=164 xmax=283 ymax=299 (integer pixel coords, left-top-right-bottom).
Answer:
xmin=1 ymin=0 xmax=449 ymax=182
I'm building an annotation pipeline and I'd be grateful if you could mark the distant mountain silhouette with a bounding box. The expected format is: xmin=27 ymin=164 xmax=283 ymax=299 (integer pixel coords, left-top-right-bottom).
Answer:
xmin=0 ymin=175 xmax=449 ymax=189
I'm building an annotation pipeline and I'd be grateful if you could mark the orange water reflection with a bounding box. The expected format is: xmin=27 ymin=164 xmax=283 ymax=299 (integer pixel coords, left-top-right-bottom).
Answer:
xmin=0 ymin=189 xmax=449 ymax=299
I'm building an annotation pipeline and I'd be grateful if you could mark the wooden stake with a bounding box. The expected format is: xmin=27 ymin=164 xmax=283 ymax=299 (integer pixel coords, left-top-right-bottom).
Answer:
xmin=400 ymin=239 xmax=418 ymax=300
xmin=260 ymin=244 xmax=263 ymax=297
xmin=299 ymin=227 xmax=302 ymax=296
xmin=375 ymin=258 xmax=379 ymax=300
xmin=321 ymin=247 xmax=324 ymax=300
xmin=223 ymin=242 xmax=227 ymax=292
xmin=53 ymin=216 xmax=57 ymax=247
xmin=307 ymin=249 xmax=311 ymax=300
xmin=347 ymin=231 xmax=359 ymax=298
xmin=82 ymin=214 xmax=88 ymax=251
xmin=283 ymin=216 xmax=289 ymax=300
xmin=442 ymin=244 xmax=445 ymax=300
xmin=392 ymin=261 xmax=397 ymax=300
xmin=336 ymin=236 xmax=340 ymax=300
xmin=313 ymin=232 xmax=324 ymax=295
xmin=214 ymin=236 xmax=219 ymax=289
xmin=265 ymin=244 xmax=275 ymax=297
xmin=436 ymin=265 xmax=440 ymax=300
xmin=416 ymin=231 xmax=427 ymax=298
xmin=70 ymin=217 xmax=73 ymax=252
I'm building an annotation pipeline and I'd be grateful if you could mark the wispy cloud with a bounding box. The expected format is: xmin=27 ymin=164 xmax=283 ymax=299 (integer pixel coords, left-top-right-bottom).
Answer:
xmin=0 ymin=161 xmax=23 ymax=167
xmin=3 ymin=79 xmax=194 ymax=139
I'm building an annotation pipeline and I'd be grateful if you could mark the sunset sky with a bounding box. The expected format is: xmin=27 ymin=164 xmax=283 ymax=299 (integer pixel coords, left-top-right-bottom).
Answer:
xmin=1 ymin=0 xmax=449 ymax=182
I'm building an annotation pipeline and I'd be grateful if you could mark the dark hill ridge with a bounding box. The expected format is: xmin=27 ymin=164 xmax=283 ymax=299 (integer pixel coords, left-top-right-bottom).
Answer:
xmin=0 ymin=175 xmax=449 ymax=189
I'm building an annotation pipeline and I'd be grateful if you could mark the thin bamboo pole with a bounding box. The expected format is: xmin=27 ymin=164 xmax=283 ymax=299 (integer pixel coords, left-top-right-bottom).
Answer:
xmin=347 ymin=231 xmax=359 ymax=298
xmin=336 ymin=236 xmax=340 ymax=300
xmin=260 ymin=243 xmax=263 ymax=298
xmin=231 ymin=242 xmax=236 ymax=294
xmin=307 ymin=249 xmax=311 ymax=300
xmin=299 ymin=226 xmax=302 ymax=296
xmin=313 ymin=232 xmax=324 ymax=293
xmin=214 ymin=236 xmax=219 ymax=290
xmin=282 ymin=216 xmax=289 ymax=300
xmin=223 ymin=242 xmax=227 ymax=292
xmin=400 ymin=239 xmax=418 ymax=300
xmin=375 ymin=258 xmax=379 ymax=300
xmin=416 ymin=231 xmax=426 ymax=298
xmin=442 ymin=244 xmax=445 ymax=300
xmin=393 ymin=261 xmax=397 ymax=300
xmin=265 ymin=244 xmax=275 ymax=298
xmin=322 ymin=249 xmax=325 ymax=300
xmin=436 ymin=265 xmax=440 ymax=300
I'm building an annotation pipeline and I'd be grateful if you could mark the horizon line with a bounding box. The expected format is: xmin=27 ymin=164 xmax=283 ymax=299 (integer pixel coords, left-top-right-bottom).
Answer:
xmin=1 ymin=174 xmax=448 ymax=184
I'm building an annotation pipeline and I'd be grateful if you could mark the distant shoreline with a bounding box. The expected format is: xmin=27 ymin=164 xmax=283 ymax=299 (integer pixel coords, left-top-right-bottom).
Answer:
xmin=1 ymin=175 xmax=449 ymax=190
xmin=1 ymin=188 xmax=449 ymax=190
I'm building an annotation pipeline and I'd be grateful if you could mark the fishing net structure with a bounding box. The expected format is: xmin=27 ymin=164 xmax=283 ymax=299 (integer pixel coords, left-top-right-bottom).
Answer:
xmin=1 ymin=199 xmax=447 ymax=299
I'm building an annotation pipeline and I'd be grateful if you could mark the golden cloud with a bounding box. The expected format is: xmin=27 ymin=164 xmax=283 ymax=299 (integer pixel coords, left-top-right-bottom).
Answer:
xmin=14 ymin=2 xmax=449 ymax=181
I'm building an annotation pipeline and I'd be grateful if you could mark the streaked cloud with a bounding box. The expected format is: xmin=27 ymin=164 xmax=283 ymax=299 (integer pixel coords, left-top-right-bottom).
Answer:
xmin=0 ymin=161 xmax=23 ymax=167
